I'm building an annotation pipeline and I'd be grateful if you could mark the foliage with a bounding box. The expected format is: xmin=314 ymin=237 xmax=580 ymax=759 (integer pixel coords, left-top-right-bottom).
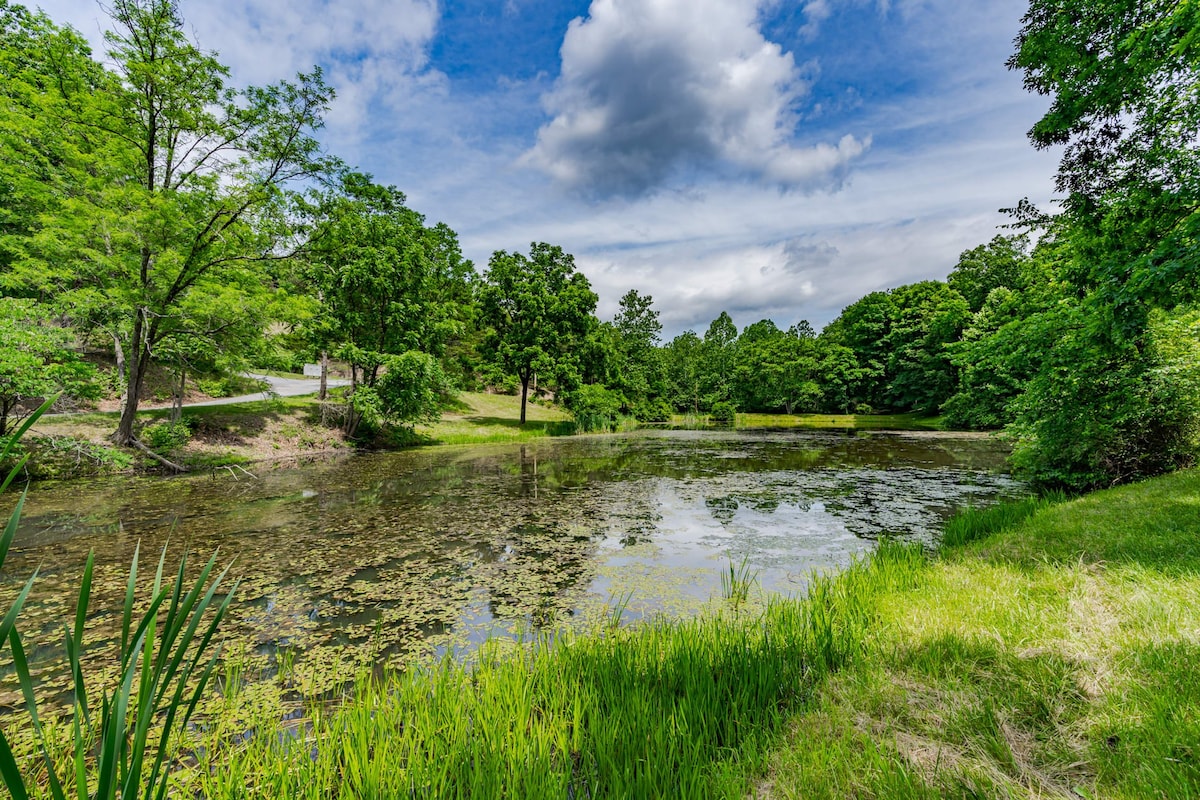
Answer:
xmin=709 ymin=401 xmax=737 ymax=424
xmin=632 ymin=397 xmax=673 ymax=423
xmin=479 ymin=243 xmax=598 ymax=425
xmin=141 ymin=420 xmax=193 ymax=453
xmin=0 ymin=298 xmax=98 ymax=434
xmin=946 ymin=235 xmax=1031 ymax=312
xmin=567 ymin=383 xmax=623 ymax=432
xmin=300 ymin=173 xmax=471 ymax=435
xmin=349 ymin=351 xmax=450 ymax=434
xmin=1009 ymin=304 xmax=1200 ymax=489
xmin=1 ymin=0 xmax=336 ymax=445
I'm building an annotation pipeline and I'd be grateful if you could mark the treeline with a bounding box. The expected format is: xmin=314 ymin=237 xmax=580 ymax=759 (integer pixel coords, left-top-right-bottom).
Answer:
xmin=2 ymin=0 xmax=1198 ymax=491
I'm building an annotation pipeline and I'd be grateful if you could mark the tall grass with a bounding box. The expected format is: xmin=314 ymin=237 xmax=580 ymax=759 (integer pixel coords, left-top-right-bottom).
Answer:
xmin=939 ymin=491 xmax=1067 ymax=549
xmin=0 ymin=400 xmax=237 ymax=800
xmin=180 ymin=547 xmax=931 ymax=799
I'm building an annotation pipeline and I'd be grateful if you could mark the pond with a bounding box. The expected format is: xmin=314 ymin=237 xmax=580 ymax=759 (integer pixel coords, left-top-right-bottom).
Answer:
xmin=0 ymin=428 xmax=1021 ymax=700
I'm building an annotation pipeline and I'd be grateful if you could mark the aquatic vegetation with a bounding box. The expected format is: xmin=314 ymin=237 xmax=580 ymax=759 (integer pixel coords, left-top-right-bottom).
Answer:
xmin=0 ymin=430 xmax=1018 ymax=713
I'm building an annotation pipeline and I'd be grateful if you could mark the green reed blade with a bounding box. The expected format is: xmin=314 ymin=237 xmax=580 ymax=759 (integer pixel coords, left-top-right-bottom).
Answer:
xmin=0 ymin=727 xmax=30 ymax=800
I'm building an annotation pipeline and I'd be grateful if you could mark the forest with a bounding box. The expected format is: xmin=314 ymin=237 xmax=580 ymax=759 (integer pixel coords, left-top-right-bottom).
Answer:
xmin=1 ymin=0 xmax=1198 ymax=493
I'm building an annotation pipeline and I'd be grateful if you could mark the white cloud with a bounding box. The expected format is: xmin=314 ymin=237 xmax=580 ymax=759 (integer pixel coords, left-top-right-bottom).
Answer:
xmin=798 ymin=0 xmax=832 ymax=40
xmin=523 ymin=0 xmax=868 ymax=197
xmin=33 ymin=0 xmax=442 ymax=159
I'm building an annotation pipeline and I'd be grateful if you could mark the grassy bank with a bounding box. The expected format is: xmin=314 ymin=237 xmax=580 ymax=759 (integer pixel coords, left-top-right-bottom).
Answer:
xmin=22 ymin=392 xmax=954 ymax=480
xmin=761 ymin=469 xmax=1200 ymax=798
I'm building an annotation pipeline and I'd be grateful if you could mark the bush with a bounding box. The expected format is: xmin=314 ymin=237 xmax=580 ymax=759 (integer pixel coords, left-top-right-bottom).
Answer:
xmin=142 ymin=420 xmax=193 ymax=452
xmin=709 ymin=401 xmax=737 ymax=424
xmin=569 ymin=384 xmax=622 ymax=432
xmin=633 ymin=398 xmax=673 ymax=423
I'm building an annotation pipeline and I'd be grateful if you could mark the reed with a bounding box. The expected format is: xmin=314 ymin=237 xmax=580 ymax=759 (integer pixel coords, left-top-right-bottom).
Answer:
xmin=0 ymin=400 xmax=237 ymax=800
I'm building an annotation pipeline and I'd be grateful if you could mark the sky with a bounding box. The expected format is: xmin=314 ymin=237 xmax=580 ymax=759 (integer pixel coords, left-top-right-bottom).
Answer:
xmin=34 ymin=0 xmax=1060 ymax=337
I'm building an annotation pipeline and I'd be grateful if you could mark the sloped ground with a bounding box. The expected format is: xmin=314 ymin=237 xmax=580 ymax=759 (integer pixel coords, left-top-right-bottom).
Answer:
xmin=760 ymin=470 xmax=1200 ymax=799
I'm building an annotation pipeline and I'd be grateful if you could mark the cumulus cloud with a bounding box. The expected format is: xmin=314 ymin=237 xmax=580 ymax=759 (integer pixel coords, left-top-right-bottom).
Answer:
xmin=524 ymin=0 xmax=868 ymax=197
xmin=35 ymin=0 xmax=442 ymax=156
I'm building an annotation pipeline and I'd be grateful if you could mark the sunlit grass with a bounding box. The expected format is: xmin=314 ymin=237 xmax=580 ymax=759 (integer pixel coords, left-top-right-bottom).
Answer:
xmin=676 ymin=412 xmax=950 ymax=431
xmin=760 ymin=469 xmax=1200 ymax=799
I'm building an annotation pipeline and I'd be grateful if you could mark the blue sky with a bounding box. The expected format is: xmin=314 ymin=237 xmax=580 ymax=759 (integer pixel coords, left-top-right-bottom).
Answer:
xmin=38 ymin=0 xmax=1059 ymax=337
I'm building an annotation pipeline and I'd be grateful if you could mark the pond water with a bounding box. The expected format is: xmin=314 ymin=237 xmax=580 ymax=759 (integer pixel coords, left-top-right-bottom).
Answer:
xmin=0 ymin=428 xmax=1021 ymax=699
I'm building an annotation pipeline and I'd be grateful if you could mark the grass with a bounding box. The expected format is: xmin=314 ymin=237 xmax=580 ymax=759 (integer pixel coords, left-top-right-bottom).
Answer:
xmin=174 ymin=547 xmax=922 ymax=799
xmin=732 ymin=411 xmax=948 ymax=431
xmin=414 ymin=392 xmax=577 ymax=445
xmin=759 ymin=469 xmax=1200 ymax=799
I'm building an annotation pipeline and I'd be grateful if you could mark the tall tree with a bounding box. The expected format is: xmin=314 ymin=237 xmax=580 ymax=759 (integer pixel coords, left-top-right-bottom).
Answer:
xmin=302 ymin=173 xmax=466 ymax=435
xmin=7 ymin=0 xmax=335 ymax=449
xmin=479 ymin=243 xmax=598 ymax=424
xmin=609 ymin=289 xmax=664 ymax=412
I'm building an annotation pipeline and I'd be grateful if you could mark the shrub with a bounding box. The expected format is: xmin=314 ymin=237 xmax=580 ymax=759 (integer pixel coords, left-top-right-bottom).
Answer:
xmin=569 ymin=384 xmax=622 ymax=432
xmin=142 ymin=420 xmax=193 ymax=453
xmin=633 ymin=398 xmax=673 ymax=423
xmin=709 ymin=401 xmax=736 ymax=424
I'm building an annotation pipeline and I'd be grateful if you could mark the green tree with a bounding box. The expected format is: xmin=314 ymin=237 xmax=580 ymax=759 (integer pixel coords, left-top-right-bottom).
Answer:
xmin=733 ymin=321 xmax=821 ymax=414
xmin=700 ymin=311 xmax=738 ymax=408
xmin=1010 ymin=0 xmax=1200 ymax=317
xmin=5 ymin=0 xmax=336 ymax=448
xmin=663 ymin=330 xmax=703 ymax=413
xmin=0 ymin=298 xmax=98 ymax=434
xmin=303 ymin=174 xmax=465 ymax=434
xmin=609 ymin=289 xmax=665 ymax=415
xmin=947 ymin=235 xmax=1031 ymax=312
xmin=1003 ymin=0 xmax=1200 ymax=486
xmin=821 ymin=291 xmax=894 ymax=410
xmin=479 ymin=243 xmax=598 ymax=425
xmin=884 ymin=281 xmax=970 ymax=414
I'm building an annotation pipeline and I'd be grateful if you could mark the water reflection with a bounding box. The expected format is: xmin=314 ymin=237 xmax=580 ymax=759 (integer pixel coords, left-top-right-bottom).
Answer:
xmin=0 ymin=429 xmax=1021 ymax=701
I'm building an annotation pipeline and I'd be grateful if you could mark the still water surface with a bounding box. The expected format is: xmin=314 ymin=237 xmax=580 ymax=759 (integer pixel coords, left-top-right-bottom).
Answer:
xmin=0 ymin=428 xmax=1020 ymax=697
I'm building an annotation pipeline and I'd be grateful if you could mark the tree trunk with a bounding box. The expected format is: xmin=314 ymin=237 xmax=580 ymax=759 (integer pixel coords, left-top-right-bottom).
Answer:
xmin=319 ymin=350 xmax=328 ymax=401
xmin=171 ymin=368 xmax=185 ymax=424
xmin=114 ymin=315 xmax=148 ymax=445
xmin=113 ymin=335 xmax=126 ymax=383
xmin=343 ymin=364 xmax=360 ymax=436
xmin=520 ymin=374 xmax=529 ymax=426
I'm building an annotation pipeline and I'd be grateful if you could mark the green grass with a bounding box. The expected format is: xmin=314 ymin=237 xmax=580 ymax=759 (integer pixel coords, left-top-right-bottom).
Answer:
xmin=675 ymin=412 xmax=949 ymax=431
xmin=152 ymin=549 xmax=925 ymax=799
xmin=415 ymin=392 xmax=577 ymax=445
xmin=760 ymin=469 xmax=1200 ymax=799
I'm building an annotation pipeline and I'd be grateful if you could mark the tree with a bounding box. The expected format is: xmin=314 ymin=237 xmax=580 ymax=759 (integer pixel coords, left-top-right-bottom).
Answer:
xmin=734 ymin=323 xmax=822 ymax=414
xmin=479 ymin=243 xmax=598 ymax=424
xmin=663 ymin=330 xmax=703 ymax=413
xmin=821 ymin=291 xmax=894 ymax=410
xmin=609 ymin=289 xmax=665 ymax=414
xmin=6 ymin=0 xmax=336 ymax=449
xmin=700 ymin=311 xmax=738 ymax=408
xmin=0 ymin=298 xmax=98 ymax=434
xmin=0 ymin=2 xmax=109 ymax=285
xmin=884 ymin=281 xmax=970 ymax=414
xmin=1001 ymin=0 xmax=1200 ymax=486
xmin=947 ymin=235 xmax=1031 ymax=312
xmin=303 ymin=173 xmax=465 ymax=435
xmin=1010 ymin=0 xmax=1200 ymax=316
